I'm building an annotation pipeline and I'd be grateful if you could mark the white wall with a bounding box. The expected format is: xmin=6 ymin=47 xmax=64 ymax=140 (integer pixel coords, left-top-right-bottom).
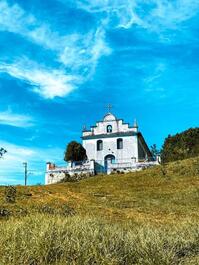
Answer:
xmin=83 ymin=135 xmax=138 ymax=165
xmin=82 ymin=113 xmax=139 ymax=166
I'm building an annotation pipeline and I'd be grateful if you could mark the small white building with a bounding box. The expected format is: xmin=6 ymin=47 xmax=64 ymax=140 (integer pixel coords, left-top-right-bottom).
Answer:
xmin=45 ymin=111 xmax=158 ymax=184
xmin=82 ymin=112 xmax=153 ymax=174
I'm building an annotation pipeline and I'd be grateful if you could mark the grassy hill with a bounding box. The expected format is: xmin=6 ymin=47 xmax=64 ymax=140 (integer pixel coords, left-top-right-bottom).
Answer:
xmin=0 ymin=157 xmax=199 ymax=264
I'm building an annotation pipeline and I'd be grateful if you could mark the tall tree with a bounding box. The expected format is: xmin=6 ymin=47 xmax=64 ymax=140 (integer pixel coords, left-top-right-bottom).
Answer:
xmin=64 ymin=141 xmax=87 ymax=162
xmin=150 ymin=144 xmax=159 ymax=160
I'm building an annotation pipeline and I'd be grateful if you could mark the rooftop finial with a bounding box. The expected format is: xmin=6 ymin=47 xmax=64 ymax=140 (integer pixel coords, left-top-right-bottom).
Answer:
xmin=107 ymin=103 xmax=112 ymax=113
xmin=134 ymin=119 xmax=138 ymax=128
xmin=82 ymin=125 xmax=87 ymax=131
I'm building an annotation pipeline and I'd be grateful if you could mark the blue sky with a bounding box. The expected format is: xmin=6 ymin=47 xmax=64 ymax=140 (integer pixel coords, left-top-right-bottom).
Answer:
xmin=0 ymin=0 xmax=199 ymax=185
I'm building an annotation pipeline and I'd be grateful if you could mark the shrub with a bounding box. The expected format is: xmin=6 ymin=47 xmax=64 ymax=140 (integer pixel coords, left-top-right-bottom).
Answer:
xmin=160 ymin=165 xmax=167 ymax=176
xmin=38 ymin=205 xmax=55 ymax=215
xmin=0 ymin=208 xmax=11 ymax=218
xmin=15 ymin=207 xmax=28 ymax=217
xmin=161 ymin=128 xmax=199 ymax=163
xmin=4 ymin=186 xmax=17 ymax=203
xmin=60 ymin=205 xmax=76 ymax=217
xmin=59 ymin=173 xmax=71 ymax=183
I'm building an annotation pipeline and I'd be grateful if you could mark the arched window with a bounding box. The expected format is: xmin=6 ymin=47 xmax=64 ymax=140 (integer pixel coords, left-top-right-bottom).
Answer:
xmin=107 ymin=125 xmax=112 ymax=133
xmin=117 ymin=138 xmax=123 ymax=149
xmin=97 ymin=140 xmax=103 ymax=151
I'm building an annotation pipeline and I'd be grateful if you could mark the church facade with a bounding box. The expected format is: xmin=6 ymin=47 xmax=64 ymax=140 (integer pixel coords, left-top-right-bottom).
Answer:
xmin=82 ymin=112 xmax=153 ymax=174
xmin=45 ymin=111 xmax=159 ymax=184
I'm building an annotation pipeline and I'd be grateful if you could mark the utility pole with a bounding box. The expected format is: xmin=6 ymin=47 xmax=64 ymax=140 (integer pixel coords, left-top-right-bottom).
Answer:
xmin=23 ymin=162 xmax=28 ymax=186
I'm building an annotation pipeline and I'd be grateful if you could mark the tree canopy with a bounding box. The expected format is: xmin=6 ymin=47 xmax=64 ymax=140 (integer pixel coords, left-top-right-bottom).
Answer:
xmin=150 ymin=144 xmax=160 ymax=160
xmin=64 ymin=141 xmax=87 ymax=162
xmin=161 ymin=128 xmax=199 ymax=163
xmin=0 ymin=148 xmax=7 ymax=158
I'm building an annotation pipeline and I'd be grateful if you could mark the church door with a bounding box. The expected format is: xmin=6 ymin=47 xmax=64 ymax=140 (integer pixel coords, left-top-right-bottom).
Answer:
xmin=104 ymin=154 xmax=115 ymax=173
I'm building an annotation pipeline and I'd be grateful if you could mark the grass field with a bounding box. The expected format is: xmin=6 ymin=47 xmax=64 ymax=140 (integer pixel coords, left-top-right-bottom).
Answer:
xmin=0 ymin=157 xmax=199 ymax=264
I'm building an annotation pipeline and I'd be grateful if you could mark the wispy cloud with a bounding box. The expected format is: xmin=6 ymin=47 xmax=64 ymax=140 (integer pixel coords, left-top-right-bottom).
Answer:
xmin=76 ymin=0 xmax=199 ymax=30
xmin=142 ymin=62 xmax=168 ymax=100
xmin=0 ymin=0 xmax=64 ymax=51
xmin=0 ymin=0 xmax=111 ymax=99
xmin=60 ymin=27 xmax=111 ymax=78
xmin=150 ymin=0 xmax=199 ymax=29
xmin=144 ymin=63 xmax=166 ymax=85
xmin=0 ymin=59 xmax=79 ymax=99
xmin=0 ymin=109 xmax=34 ymax=127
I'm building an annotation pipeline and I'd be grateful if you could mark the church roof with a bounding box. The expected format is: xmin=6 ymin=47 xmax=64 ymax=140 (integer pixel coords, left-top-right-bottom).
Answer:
xmin=82 ymin=131 xmax=138 ymax=140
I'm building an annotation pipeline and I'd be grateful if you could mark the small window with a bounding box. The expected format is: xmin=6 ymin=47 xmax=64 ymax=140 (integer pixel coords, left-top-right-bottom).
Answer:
xmin=117 ymin=138 xmax=123 ymax=149
xmin=107 ymin=125 xmax=112 ymax=133
xmin=97 ymin=140 xmax=103 ymax=151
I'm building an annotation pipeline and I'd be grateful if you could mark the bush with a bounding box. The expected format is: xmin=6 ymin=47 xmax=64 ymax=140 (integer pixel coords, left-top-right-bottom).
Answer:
xmin=60 ymin=172 xmax=91 ymax=183
xmin=161 ymin=128 xmax=199 ymax=163
xmin=37 ymin=205 xmax=55 ymax=215
xmin=0 ymin=208 xmax=11 ymax=218
xmin=35 ymin=204 xmax=76 ymax=217
xmin=59 ymin=173 xmax=72 ymax=183
xmin=60 ymin=205 xmax=76 ymax=217
xmin=15 ymin=207 xmax=28 ymax=217
xmin=4 ymin=186 xmax=17 ymax=203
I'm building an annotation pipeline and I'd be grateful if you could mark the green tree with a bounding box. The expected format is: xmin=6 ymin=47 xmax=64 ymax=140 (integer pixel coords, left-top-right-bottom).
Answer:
xmin=161 ymin=128 xmax=199 ymax=163
xmin=0 ymin=148 xmax=7 ymax=158
xmin=150 ymin=144 xmax=159 ymax=160
xmin=64 ymin=141 xmax=87 ymax=163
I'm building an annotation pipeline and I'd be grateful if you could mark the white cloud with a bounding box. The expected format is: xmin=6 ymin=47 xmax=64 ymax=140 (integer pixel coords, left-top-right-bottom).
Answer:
xmin=0 ymin=59 xmax=80 ymax=99
xmin=150 ymin=0 xmax=199 ymax=28
xmin=0 ymin=0 xmax=63 ymax=51
xmin=0 ymin=1 xmax=111 ymax=99
xmin=144 ymin=63 xmax=166 ymax=85
xmin=76 ymin=0 xmax=199 ymax=30
xmin=76 ymin=0 xmax=141 ymax=29
xmin=0 ymin=110 xmax=34 ymax=127
xmin=60 ymin=27 xmax=111 ymax=76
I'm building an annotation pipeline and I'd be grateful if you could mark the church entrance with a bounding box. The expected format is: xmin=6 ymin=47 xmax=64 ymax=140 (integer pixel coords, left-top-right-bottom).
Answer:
xmin=104 ymin=154 xmax=115 ymax=173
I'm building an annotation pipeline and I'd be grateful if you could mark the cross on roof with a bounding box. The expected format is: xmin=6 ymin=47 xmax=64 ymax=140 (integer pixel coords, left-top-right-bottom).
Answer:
xmin=107 ymin=103 xmax=112 ymax=113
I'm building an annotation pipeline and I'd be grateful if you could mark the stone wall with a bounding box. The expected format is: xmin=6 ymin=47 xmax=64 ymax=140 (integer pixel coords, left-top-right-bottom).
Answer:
xmin=45 ymin=160 xmax=95 ymax=185
xmin=45 ymin=159 xmax=160 ymax=185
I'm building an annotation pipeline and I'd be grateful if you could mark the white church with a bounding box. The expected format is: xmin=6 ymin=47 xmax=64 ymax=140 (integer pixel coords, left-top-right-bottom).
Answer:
xmin=45 ymin=110 xmax=159 ymax=184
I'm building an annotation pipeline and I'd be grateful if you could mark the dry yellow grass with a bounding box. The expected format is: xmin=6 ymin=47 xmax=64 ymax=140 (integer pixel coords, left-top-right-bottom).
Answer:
xmin=0 ymin=157 xmax=199 ymax=264
xmin=0 ymin=156 xmax=199 ymax=224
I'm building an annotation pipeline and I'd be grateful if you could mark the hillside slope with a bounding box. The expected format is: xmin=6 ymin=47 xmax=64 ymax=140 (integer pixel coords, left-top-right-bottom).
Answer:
xmin=1 ymin=156 xmax=199 ymax=224
xmin=0 ymin=157 xmax=199 ymax=265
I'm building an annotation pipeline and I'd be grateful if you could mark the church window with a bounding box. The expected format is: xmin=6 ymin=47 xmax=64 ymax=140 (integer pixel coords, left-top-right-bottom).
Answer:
xmin=107 ymin=125 xmax=112 ymax=133
xmin=97 ymin=140 xmax=103 ymax=151
xmin=117 ymin=138 xmax=123 ymax=149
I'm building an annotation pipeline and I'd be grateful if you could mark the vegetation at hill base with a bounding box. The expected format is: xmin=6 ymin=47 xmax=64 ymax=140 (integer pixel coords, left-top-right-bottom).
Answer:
xmin=161 ymin=127 xmax=199 ymax=163
xmin=0 ymin=156 xmax=199 ymax=264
